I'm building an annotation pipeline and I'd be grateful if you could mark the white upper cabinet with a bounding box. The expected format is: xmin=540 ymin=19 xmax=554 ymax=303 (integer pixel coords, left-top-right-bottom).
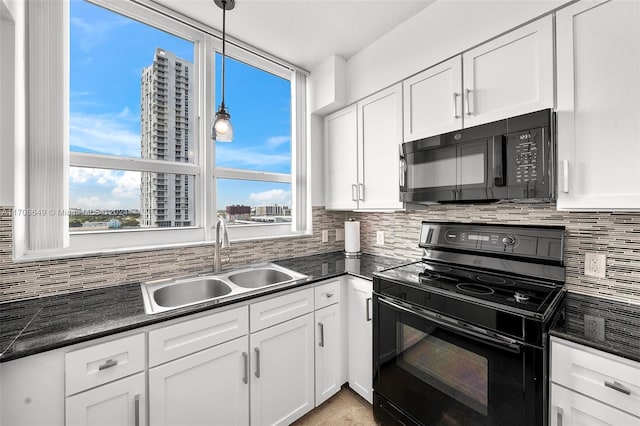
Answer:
xmin=403 ymin=57 xmax=463 ymax=141
xmin=357 ymin=83 xmax=404 ymax=210
xmin=402 ymin=16 xmax=553 ymax=142
xmin=556 ymin=0 xmax=640 ymax=210
xmin=463 ymin=15 xmax=554 ymax=127
xmin=325 ymin=84 xmax=403 ymax=210
xmin=324 ymin=105 xmax=358 ymax=210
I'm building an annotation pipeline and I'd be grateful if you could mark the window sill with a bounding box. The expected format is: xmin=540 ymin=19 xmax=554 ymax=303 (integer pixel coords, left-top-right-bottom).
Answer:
xmin=13 ymin=228 xmax=312 ymax=262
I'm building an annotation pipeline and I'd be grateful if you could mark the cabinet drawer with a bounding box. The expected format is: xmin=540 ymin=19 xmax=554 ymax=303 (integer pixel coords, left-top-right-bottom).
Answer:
xmin=551 ymin=338 xmax=640 ymax=417
xmin=149 ymin=305 xmax=248 ymax=367
xmin=250 ymin=288 xmax=314 ymax=333
xmin=551 ymin=383 xmax=640 ymax=426
xmin=65 ymin=333 xmax=145 ymax=396
xmin=315 ymin=279 xmax=341 ymax=309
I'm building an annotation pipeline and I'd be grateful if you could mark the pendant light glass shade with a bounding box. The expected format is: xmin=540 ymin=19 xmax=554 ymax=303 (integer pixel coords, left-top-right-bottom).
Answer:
xmin=212 ymin=103 xmax=233 ymax=142
xmin=212 ymin=0 xmax=235 ymax=142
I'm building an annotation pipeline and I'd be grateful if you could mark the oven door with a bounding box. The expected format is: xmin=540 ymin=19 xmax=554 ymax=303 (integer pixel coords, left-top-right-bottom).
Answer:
xmin=373 ymin=295 xmax=544 ymax=426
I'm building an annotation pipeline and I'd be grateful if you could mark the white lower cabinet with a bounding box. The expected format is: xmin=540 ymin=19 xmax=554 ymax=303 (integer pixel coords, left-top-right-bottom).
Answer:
xmin=250 ymin=312 xmax=315 ymax=426
xmin=65 ymin=372 xmax=146 ymax=426
xmin=149 ymin=336 xmax=250 ymax=426
xmin=315 ymin=301 xmax=342 ymax=406
xmin=550 ymin=337 xmax=640 ymax=426
xmin=347 ymin=276 xmax=373 ymax=404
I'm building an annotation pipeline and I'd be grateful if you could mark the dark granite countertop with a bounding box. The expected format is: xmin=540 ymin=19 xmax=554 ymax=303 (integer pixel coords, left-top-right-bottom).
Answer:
xmin=550 ymin=292 xmax=640 ymax=363
xmin=0 ymin=251 xmax=408 ymax=363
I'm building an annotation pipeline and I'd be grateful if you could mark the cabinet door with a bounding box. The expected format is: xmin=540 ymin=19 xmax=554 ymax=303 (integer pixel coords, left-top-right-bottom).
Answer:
xmin=250 ymin=313 xmax=315 ymax=426
xmin=315 ymin=303 xmax=342 ymax=406
xmin=403 ymin=56 xmax=463 ymax=141
xmin=347 ymin=277 xmax=373 ymax=404
xmin=556 ymin=0 xmax=640 ymax=210
xmin=551 ymin=384 xmax=640 ymax=426
xmin=358 ymin=83 xmax=403 ymax=210
xmin=325 ymin=104 xmax=358 ymax=210
xmin=65 ymin=373 xmax=145 ymax=426
xmin=462 ymin=15 xmax=553 ymax=127
xmin=149 ymin=336 xmax=249 ymax=426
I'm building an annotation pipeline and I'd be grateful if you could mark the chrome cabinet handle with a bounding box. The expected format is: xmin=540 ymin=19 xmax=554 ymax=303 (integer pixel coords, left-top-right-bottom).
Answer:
xmin=366 ymin=297 xmax=372 ymax=321
xmin=325 ymin=292 xmax=334 ymax=298
xmin=242 ymin=352 xmax=248 ymax=384
xmin=318 ymin=322 xmax=325 ymax=347
xmin=134 ymin=394 xmax=140 ymax=426
xmin=359 ymin=183 xmax=364 ymax=201
xmin=562 ymin=160 xmax=569 ymax=193
xmin=254 ymin=347 xmax=260 ymax=378
xmin=98 ymin=359 xmax=118 ymax=371
xmin=465 ymin=88 xmax=473 ymax=116
xmin=399 ymin=145 xmax=406 ymax=188
xmin=604 ymin=380 xmax=631 ymax=395
xmin=556 ymin=406 xmax=563 ymax=426
xmin=351 ymin=184 xmax=357 ymax=202
xmin=453 ymin=92 xmax=460 ymax=118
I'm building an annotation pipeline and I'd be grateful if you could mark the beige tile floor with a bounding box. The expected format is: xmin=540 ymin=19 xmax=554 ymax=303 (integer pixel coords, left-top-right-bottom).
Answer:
xmin=292 ymin=388 xmax=378 ymax=426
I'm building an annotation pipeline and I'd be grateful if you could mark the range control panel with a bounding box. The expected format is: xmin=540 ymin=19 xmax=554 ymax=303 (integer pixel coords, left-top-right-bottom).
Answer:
xmin=419 ymin=221 xmax=564 ymax=262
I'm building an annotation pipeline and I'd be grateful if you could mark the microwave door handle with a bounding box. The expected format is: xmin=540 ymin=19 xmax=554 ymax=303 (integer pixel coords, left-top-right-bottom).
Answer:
xmin=493 ymin=136 xmax=506 ymax=186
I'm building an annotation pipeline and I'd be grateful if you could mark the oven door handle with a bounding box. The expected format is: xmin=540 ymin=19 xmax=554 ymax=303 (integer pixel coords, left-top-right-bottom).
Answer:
xmin=379 ymin=297 xmax=522 ymax=353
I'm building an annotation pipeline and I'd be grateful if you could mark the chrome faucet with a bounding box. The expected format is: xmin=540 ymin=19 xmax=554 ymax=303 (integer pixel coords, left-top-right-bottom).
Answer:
xmin=214 ymin=216 xmax=230 ymax=272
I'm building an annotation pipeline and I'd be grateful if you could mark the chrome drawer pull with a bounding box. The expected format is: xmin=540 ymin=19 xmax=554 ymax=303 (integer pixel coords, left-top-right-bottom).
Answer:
xmin=604 ymin=380 xmax=631 ymax=395
xmin=98 ymin=359 xmax=118 ymax=371
xmin=325 ymin=292 xmax=334 ymax=298
xmin=556 ymin=407 xmax=563 ymax=426
xmin=134 ymin=394 xmax=140 ymax=426
xmin=318 ymin=322 xmax=325 ymax=347
xmin=242 ymin=352 xmax=248 ymax=384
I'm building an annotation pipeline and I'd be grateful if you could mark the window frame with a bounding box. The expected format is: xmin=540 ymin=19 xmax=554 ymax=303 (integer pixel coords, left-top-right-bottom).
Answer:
xmin=14 ymin=0 xmax=310 ymax=260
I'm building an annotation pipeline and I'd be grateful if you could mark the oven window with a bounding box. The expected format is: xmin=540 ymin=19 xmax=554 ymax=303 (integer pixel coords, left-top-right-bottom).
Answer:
xmin=398 ymin=324 xmax=488 ymax=416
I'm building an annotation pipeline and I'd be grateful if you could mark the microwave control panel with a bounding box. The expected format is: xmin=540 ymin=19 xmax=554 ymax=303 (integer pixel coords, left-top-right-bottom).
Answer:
xmin=509 ymin=128 xmax=542 ymax=184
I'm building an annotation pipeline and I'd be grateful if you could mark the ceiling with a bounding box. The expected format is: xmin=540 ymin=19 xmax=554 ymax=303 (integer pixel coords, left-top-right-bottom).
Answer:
xmin=152 ymin=0 xmax=436 ymax=71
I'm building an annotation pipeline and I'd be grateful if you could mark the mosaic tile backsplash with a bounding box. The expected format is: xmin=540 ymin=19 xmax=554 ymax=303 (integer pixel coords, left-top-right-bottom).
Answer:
xmin=2 ymin=204 xmax=640 ymax=305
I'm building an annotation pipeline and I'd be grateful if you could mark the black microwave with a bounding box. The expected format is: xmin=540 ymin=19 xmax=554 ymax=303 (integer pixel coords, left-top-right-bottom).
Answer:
xmin=400 ymin=109 xmax=555 ymax=204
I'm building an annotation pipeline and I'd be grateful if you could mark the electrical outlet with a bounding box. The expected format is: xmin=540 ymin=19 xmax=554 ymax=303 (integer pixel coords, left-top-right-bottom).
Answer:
xmin=584 ymin=314 xmax=605 ymax=341
xmin=376 ymin=231 xmax=385 ymax=245
xmin=321 ymin=230 xmax=329 ymax=243
xmin=584 ymin=252 xmax=606 ymax=278
xmin=335 ymin=228 xmax=345 ymax=241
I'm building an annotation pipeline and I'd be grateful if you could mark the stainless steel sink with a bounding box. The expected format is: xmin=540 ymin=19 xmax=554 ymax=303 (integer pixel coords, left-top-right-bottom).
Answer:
xmin=228 ymin=268 xmax=294 ymax=288
xmin=140 ymin=263 xmax=308 ymax=314
xmin=153 ymin=278 xmax=232 ymax=308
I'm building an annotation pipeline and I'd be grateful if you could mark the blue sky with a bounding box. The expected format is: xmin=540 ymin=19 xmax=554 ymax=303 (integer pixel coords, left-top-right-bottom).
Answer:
xmin=69 ymin=0 xmax=292 ymax=211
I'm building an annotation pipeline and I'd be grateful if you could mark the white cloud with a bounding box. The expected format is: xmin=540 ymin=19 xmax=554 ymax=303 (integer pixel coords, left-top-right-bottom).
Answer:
xmin=249 ymin=189 xmax=291 ymax=206
xmin=70 ymin=16 xmax=131 ymax=54
xmin=72 ymin=196 xmax=124 ymax=210
xmin=215 ymin=146 xmax=290 ymax=170
xmin=266 ymin=136 xmax=290 ymax=148
xmin=69 ymin=169 xmax=141 ymax=210
xmin=70 ymin=109 xmax=140 ymax=157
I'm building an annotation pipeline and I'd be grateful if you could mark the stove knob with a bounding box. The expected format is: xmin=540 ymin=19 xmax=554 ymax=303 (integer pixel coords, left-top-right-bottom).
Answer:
xmin=502 ymin=235 xmax=516 ymax=246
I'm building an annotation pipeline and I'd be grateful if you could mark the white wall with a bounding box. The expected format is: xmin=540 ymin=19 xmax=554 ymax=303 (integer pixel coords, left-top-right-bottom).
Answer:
xmin=309 ymin=113 xmax=324 ymax=206
xmin=345 ymin=0 xmax=569 ymax=103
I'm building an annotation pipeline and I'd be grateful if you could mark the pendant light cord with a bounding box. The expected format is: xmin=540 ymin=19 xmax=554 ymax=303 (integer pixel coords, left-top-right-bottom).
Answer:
xmin=220 ymin=0 xmax=227 ymax=109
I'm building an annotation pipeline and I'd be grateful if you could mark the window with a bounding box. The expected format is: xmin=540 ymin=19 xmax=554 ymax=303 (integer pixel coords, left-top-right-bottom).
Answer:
xmin=213 ymin=54 xmax=294 ymax=234
xmin=14 ymin=0 xmax=308 ymax=259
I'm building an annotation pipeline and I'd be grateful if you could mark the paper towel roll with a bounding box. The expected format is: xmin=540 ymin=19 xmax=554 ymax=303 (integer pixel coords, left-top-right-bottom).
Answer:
xmin=345 ymin=220 xmax=361 ymax=254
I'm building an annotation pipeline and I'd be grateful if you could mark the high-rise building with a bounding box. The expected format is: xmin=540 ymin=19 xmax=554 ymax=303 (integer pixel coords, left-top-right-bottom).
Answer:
xmin=140 ymin=48 xmax=194 ymax=228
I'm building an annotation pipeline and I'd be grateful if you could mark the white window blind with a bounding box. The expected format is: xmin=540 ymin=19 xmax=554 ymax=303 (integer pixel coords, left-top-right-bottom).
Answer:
xmin=27 ymin=0 xmax=69 ymax=251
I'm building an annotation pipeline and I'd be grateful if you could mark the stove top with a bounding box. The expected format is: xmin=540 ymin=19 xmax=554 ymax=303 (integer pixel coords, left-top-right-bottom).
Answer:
xmin=375 ymin=260 xmax=564 ymax=320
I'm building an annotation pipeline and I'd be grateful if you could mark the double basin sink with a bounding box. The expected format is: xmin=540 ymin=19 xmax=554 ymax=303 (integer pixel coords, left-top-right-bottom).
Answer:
xmin=141 ymin=263 xmax=308 ymax=314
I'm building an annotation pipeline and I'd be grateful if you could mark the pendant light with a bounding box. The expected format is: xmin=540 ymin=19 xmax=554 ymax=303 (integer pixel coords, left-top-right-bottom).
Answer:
xmin=211 ymin=0 xmax=235 ymax=142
